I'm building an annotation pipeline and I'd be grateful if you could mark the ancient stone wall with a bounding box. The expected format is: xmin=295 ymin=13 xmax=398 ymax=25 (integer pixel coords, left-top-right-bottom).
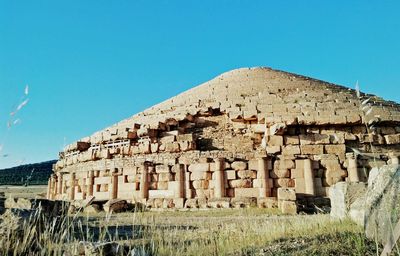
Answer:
xmin=47 ymin=67 xmax=400 ymax=213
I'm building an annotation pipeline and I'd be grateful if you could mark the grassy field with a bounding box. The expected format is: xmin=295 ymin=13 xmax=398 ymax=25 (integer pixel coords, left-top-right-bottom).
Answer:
xmin=0 ymin=185 xmax=47 ymax=199
xmin=0 ymin=186 xmax=382 ymax=255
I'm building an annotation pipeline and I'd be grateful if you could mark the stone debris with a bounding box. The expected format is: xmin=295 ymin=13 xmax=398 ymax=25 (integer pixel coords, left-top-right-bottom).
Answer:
xmin=330 ymin=164 xmax=400 ymax=249
xmin=46 ymin=67 xmax=400 ymax=214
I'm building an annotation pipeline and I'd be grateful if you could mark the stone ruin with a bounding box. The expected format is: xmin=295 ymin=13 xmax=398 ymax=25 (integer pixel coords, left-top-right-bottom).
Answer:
xmin=47 ymin=67 xmax=400 ymax=214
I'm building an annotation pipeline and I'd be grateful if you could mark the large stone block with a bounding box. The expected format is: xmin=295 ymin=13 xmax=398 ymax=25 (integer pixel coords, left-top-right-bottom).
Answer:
xmin=279 ymin=200 xmax=297 ymax=215
xmin=266 ymin=146 xmax=281 ymax=154
xmin=329 ymin=182 xmax=367 ymax=220
xmin=231 ymin=161 xmax=247 ymax=171
xmin=257 ymin=197 xmax=278 ymax=208
xmin=284 ymin=135 xmax=299 ymax=145
xmin=281 ymin=145 xmax=300 ymax=155
xmin=234 ymin=188 xmax=259 ymax=198
xmin=268 ymin=135 xmax=284 ymax=146
xmin=188 ymin=163 xmax=210 ymax=172
xmin=273 ymin=178 xmax=294 ymax=188
xmin=103 ymin=199 xmax=128 ymax=213
xmin=270 ymin=169 xmax=290 ymax=179
xmin=225 ymin=170 xmax=237 ymax=180
xmin=277 ymin=188 xmax=296 ymax=201
xmin=364 ymin=166 xmax=400 ymax=246
xmin=158 ymin=173 xmax=173 ymax=182
xmin=229 ymin=179 xmax=252 ymax=188
xmin=192 ymin=180 xmax=209 ymax=189
xmin=237 ymin=170 xmax=257 ymax=179
xmin=300 ymin=145 xmax=324 ymax=155
xmin=190 ymin=171 xmax=212 ymax=180
xmin=208 ymin=198 xmax=230 ymax=208
xmin=384 ymin=134 xmax=400 ymax=144
xmin=324 ymin=144 xmax=346 ymax=155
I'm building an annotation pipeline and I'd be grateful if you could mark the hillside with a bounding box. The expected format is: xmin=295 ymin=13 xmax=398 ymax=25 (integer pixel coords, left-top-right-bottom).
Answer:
xmin=0 ymin=160 xmax=56 ymax=186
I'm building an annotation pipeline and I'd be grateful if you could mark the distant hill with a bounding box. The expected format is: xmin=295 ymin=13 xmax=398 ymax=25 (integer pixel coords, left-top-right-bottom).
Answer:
xmin=0 ymin=160 xmax=56 ymax=186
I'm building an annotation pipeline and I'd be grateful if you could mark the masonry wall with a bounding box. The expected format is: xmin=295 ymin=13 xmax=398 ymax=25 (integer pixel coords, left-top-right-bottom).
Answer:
xmin=47 ymin=111 xmax=400 ymax=212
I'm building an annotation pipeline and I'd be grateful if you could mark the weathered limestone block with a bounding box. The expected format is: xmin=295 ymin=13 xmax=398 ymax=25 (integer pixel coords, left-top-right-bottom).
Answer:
xmin=329 ymin=133 xmax=345 ymax=144
xmin=231 ymin=161 xmax=247 ymax=171
xmin=179 ymin=141 xmax=195 ymax=151
xmin=279 ymin=200 xmax=297 ymax=214
xmin=291 ymin=167 xmax=304 ymax=179
xmin=192 ymin=180 xmax=209 ymax=189
xmin=194 ymin=189 xmax=212 ymax=199
xmin=268 ymin=135 xmax=284 ymax=146
xmin=160 ymin=135 xmax=176 ymax=144
xmin=229 ymin=179 xmax=252 ymax=188
xmin=165 ymin=142 xmax=180 ymax=152
xmin=150 ymin=143 xmax=159 ymax=153
xmin=274 ymin=159 xmax=295 ymax=169
xmin=248 ymin=159 xmax=258 ymax=170
xmin=284 ymin=135 xmax=299 ymax=145
xmin=224 ymin=170 xmax=237 ymax=180
xmin=138 ymin=142 xmax=151 ymax=154
xmin=384 ymin=134 xmax=400 ymax=144
xmin=209 ymin=198 xmax=230 ymax=208
xmin=324 ymin=144 xmax=346 ymax=155
xmin=273 ymin=178 xmax=294 ymax=188
xmin=282 ymin=145 xmax=300 ymax=155
xmin=363 ymin=166 xmax=400 ymax=246
xmin=155 ymin=165 xmax=170 ymax=173
xmin=321 ymin=158 xmax=347 ymax=186
xmin=177 ymin=133 xmax=194 ymax=142
xmin=231 ymin=197 xmax=257 ymax=208
xmin=257 ymin=197 xmax=278 ymax=208
xmin=190 ymin=171 xmax=212 ymax=180
xmin=188 ymin=163 xmax=210 ymax=172
xmin=266 ymin=146 xmax=281 ymax=154
xmin=237 ymin=170 xmax=257 ymax=179
xmin=157 ymin=181 xmax=168 ymax=190
xmin=184 ymin=199 xmax=198 ymax=208
xmin=301 ymin=145 xmax=324 ymax=155
xmin=329 ymin=181 xmax=367 ymax=220
xmin=234 ymin=188 xmax=259 ymax=198
xmin=148 ymin=190 xmax=174 ymax=199
xmin=270 ymin=169 xmax=290 ymax=179
xmin=277 ymin=188 xmax=296 ymax=201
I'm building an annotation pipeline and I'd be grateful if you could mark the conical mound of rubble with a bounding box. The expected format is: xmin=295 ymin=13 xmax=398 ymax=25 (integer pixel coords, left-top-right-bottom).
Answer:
xmin=49 ymin=67 xmax=400 ymax=213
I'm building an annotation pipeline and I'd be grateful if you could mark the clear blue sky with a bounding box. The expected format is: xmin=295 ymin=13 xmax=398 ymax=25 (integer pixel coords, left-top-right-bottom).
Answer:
xmin=0 ymin=1 xmax=399 ymax=169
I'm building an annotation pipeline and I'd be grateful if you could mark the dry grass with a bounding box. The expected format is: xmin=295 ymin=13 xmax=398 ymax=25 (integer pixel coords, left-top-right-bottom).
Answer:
xmin=0 ymin=205 xmax=380 ymax=255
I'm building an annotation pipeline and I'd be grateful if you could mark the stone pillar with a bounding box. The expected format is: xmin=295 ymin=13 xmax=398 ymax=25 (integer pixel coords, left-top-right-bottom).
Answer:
xmin=259 ymin=157 xmax=270 ymax=197
xmin=174 ymin=164 xmax=185 ymax=198
xmin=110 ymin=169 xmax=119 ymax=199
xmin=185 ymin=167 xmax=192 ymax=199
xmin=303 ymin=159 xmax=315 ymax=196
xmin=347 ymin=155 xmax=359 ymax=182
xmin=47 ymin=177 xmax=52 ymax=199
xmin=87 ymin=170 xmax=94 ymax=197
xmin=57 ymin=173 xmax=63 ymax=196
xmin=214 ymin=158 xmax=225 ymax=198
xmin=139 ymin=163 xmax=149 ymax=200
xmin=50 ymin=175 xmax=56 ymax=200
xmin=69 ymin=172 xmax=76 ymax=201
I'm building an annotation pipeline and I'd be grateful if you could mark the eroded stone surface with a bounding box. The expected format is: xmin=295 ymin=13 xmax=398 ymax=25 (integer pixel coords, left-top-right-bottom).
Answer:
xmin=46 ymin=67 xmax=400 ymax=214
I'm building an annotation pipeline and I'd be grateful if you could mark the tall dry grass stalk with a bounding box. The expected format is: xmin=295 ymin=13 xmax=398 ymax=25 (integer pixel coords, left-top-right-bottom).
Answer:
xmin=0 ymin=207 xmax=378 ymax=255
